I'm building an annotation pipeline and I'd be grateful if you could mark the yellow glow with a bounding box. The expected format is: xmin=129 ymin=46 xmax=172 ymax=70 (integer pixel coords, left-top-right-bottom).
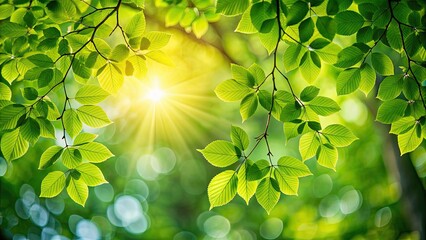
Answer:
xmin=108 ymin=29 xmax=231 ymax=156
xmin=147 ymin=87 xmax=165 ymax=103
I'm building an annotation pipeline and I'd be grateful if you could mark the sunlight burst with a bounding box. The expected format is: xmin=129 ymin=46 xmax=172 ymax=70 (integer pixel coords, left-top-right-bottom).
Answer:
xmin=147 ymin=87 xmax=165 ymax=103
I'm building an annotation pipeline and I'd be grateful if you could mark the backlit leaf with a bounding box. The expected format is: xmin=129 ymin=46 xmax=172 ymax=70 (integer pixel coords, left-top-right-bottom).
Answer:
xmin=40 ymin=171 xmax=66 ymax=198
xmin=198 ymin=140 xmax=241 ymax=167
xmin=276 ymin=156 xmax=312 ymax=177
xmin=237 ymin=161 xmax=258 ymax=204
xmin=67 ymin=177 xmax=88 ymax=207
xmin=256 ymin=177 xmax=280 ymax=214
xmin=208 ymin=170 xmax=238 ymax=209
xmin=1 ymin=128 xmax=28 ymax=161
xmin=322 ymin=124 xmax=358 ymax=147
xmin=76 ymin=163 xmax=108 ymax=186
xmin=76 ymin=105 xmax=112 ymax=128
xmin=39 ymin=145 xmax=63 ymax=170
xmin=230 ymin=125 xmax=249 ymax=151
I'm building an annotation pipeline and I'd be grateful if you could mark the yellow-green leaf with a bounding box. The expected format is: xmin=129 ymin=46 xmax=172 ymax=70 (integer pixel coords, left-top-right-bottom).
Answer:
xmin=274 ymin=168 xmax=299 ymax=195
xmin=76 ymin=163 xmax=108 ymax=186
xmin=39 ymin=145 xmax=63 ymax=170
xmin=67 ymin=177 xmax=88 ymax=206
xmin=198 ymin=140 xmax=241 ymax=167
xmin=78 ymin=142 xmax=114 ymax=163
xmin=208 ymin=170 xmax=238 ymax=209
xmin=1 ymin=128 xmax=29 ymax=161
xmin=40 ymin=171 xmax=66 ymax=198
xmin=256 ymin=177 xmax=280 ymax=214
xmin=276 ymin=156 xmax=312 ymax=177
xmin=237 ymin=160 xmax=258 ymax=204
xmin=76 ymin=105 xmax=112 ymax=128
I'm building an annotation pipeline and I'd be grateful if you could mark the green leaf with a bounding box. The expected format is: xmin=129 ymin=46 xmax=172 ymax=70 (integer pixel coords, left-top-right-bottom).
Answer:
xmin=193 ymin=14 xmax=209 ymax=38
xmin=283 ymin=43 xmax=303 ymax=72
xmin=300 ymin=51 xmax=321 ymax=83
xmin=334 ymin=46 xmax=364 ymax=68
xmin=387 ymin=20 xmax=402 ymax=51
xmin=216 ymin=0 xmax=249 ymax=16
xmin=97 ymin=63 xmax=124 ymax=94
xmin=231 ymin=64 xmax=255 ymax=87
xmin=39 ymin=145 xmax=63 ymax=170
xmin=40 ymin=171 xmax=66 ymax=198
xmin=371 ymin=52 xmax=394 ymax=76
xmin=237 ymin=161 xmax=258 ymax=204
xmin=284 ymin=122 xmax=300 ymax=142
xmin=145 ymin=50 xmax=174 ymax=66
xmin=376 ymin=99 xmax=407 ymax=124
xmin=63 ymin=109 xmax=82 ymax=138
xmin=74 ymin=133 xmax=98 ymax=146
xmin=258 ymin=90 xmax=272 ymax=110
xmin=0 ymin=4 xmax=14 ymax=20
xmin=236 ymin=5 xmax=257 ymax=34
xmin=322 ymin=124 xmax=358 ymax=147
xmin=62 ymin=148 xmax=83 ymax=169
xmin=0 ymin=22 xmax=27 ymax=37
xmin=274 ymin=168 xmax=299 ymax=195
xmin=36 ymin=117 xmax=56 ymax=139
xmin=75 ymin=85 xmax=110 ymax=105
xmin=316 ymin=16 xmax=336 ymax=40
xmin=208 ymin=170 xmax=238 ymax=209
xmin=76 ymin=163 xmax=108 ymax=186
xmin=240 ymin=93 xmax=258 ymax=122
xmin=67 ymin=177 xmax=88 ymax=207
xmin=377 ymin=75 xmax=403 ymax=101
xmin=308 ymin=96 xmax=340 ymax=116
xmin=20 ymin=118 xmax=40 ymax=144
xmin=0 ymin=104 xmax=26 ymax=131
xmin=43 ymin=27 xmax=61 ymax=38
xmin=140 ymin=31 xmax=172 ymax=50
xmin=334 ymin=10 xmax=364 ymax=35
xmin=230 ymin=125 xmax=249 ymax=151
xmin=247 ymin=159 xmax=270 ymax=180
xmin=316 ymin=144 xmax=338 ymax=170
xmin=1 ymin=128 xmax=28 ymax=161
xmin=165 ymin=6 xmax=184 ymax=27
xmin=76 ymin=105 xmax=112 ymax=128
xmin=280 ymin=101 xmax=302 ymax=122
xmin=109 ymin=44 xmax=129 ymax=62
xmin=299 ymin=18 xmax=314 ymax=42
xmin=215 ymin=79 xmax=252 ymax=102
xmin=0 ymin=82 xmax=11 ymax=100
xmin=1 ymin=60 xmax=19 ymax=83
xmin=125 ymin=12 xmax=146 ymax=38
xmin=299 ymin=131 xmax=320 ymax=161
xmin=309 ymin=38 xmax=330 ymax=50
xmin=336 ymin=68 xmax=361 ymax=95
xmin=359 ymin=63 xmax=376 ymax=96
xmin=256 ymin=177 xmax=280 ymax=214
xmin=78 ymin=142 xmax=114 ymax=163
xmin=390 ymin=116 xmax=415 ymax=135
xmin=261 ymin=23 xmax=279 ymax=51
xmin=276 ymin=156 xmax=312 ymax=177
xmin=127 ymin=55 xmax=147 ymax=79
xmin=286 ymin=1 xmax=309 ymax=26
xmin=398 ymin=124 xmax=423 ymax=155
xmin=22 ymin=87 xmax=38 ymax=101
xmin=27 ymin=54 xmax=54 ymax=68
xmin=356 ymin=26 xmax=374 ymax=43
xmin=300 ymin=86 xmax=320 ymax=102
xmin=198 ymin=140 xmax=241 ymax=167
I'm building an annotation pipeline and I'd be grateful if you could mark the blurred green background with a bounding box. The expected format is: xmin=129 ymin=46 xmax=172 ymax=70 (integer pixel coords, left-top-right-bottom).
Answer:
xmin=1 ymin=3 xmax=426 ymax=240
